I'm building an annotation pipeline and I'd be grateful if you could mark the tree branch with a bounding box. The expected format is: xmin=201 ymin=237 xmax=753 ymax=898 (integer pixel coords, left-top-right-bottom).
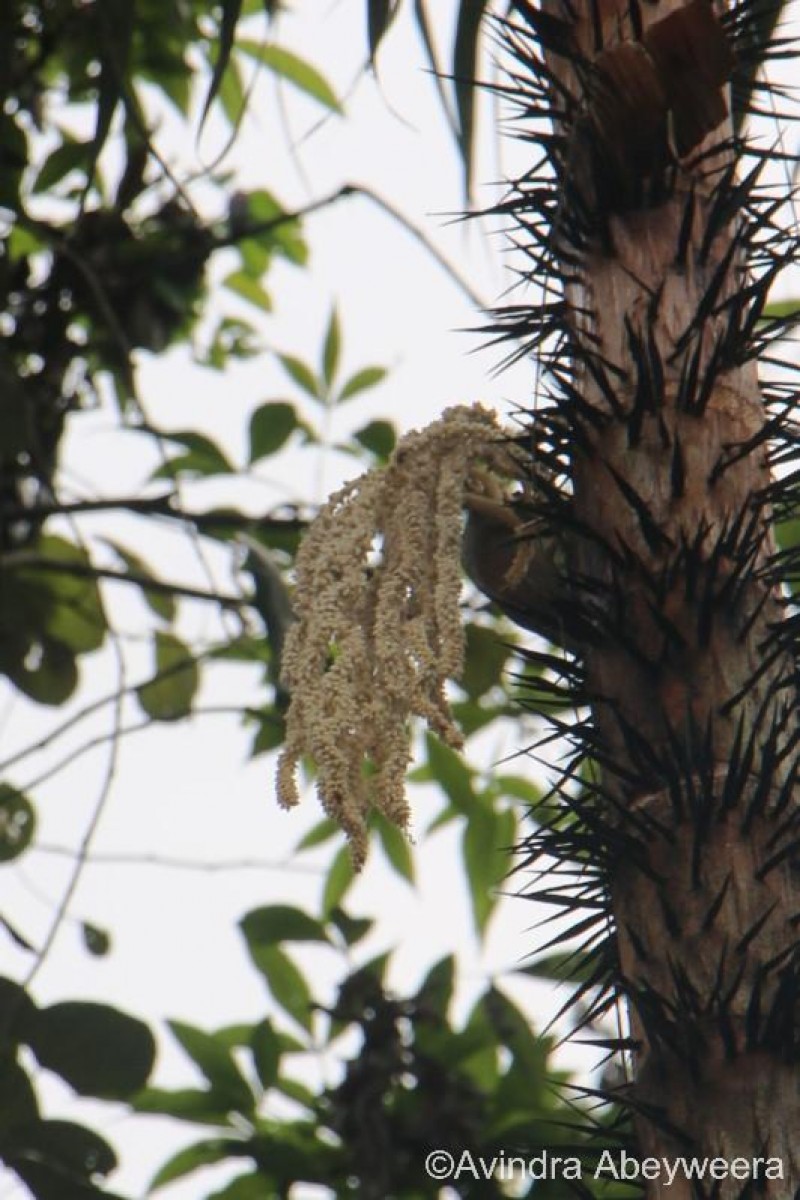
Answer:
xmin=2 ymin=553 xmax=247 ymax=608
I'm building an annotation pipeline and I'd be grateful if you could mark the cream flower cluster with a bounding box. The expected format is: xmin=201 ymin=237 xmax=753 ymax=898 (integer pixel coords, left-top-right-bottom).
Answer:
xmin=276 ymin=404 xmax=510 ymax=867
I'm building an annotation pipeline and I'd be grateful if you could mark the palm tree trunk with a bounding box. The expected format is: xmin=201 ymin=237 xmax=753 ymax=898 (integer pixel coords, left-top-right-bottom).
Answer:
xmin=498 ymin=0 xmax=800 ymax=1191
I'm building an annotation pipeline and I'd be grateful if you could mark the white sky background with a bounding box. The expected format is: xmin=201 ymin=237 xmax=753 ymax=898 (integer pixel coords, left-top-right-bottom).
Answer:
xmin=1 ymin=4 xmax=580 ymax=1199
xmin=4 ymin=1 xmax=799 ymax=1197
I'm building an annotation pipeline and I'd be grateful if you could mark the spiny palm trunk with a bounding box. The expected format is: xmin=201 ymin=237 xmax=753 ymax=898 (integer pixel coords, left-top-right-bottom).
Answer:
xmin=495 ymin=0 xmax=800 ymax=1191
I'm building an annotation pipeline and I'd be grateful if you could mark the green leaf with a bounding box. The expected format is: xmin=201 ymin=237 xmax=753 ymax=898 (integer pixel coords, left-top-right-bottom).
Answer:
xmin=462 ymin=623 xmax=510 ymax=700
xmin=248 ymin=401 xmax=300 ymax=462
xmin=0 ymin=1055 xmax=39 ymax=1132
xmin=453 ymin=1 xmax=489 ymax=198
xmin=199 ymin=0 xmax=245 ymax=131
xmin=337 ymin=365 xmax=387 ymax=403
xmin=150 ymin=1138 xmax=234 ymax=1192
xmin=240 ymin=904 xmax=329 ymax=947
xmin=245 ymin=944 xmax=314 ymax=1033
xmin=373 ymin=812 xmax=414 ymax=885
xmin=367 ymin=0 xmax=398 ymax=62
xmin=132 ymin=1087 xmax=233 ymax=1126
xmin=237 ymin=41 xmax=342 ymax=113
xmin=101 ymin=539 xmax=176 ymax=622
xmin=327 ymin=907 xmax=373 ymax=947
xmin=494 ymin=774 xmax=542 ymax=806
xmin=463 ymin=803 xmax=516 ymax=938
xmin=83 ymin=1 xmax=134 ymax=198
xmin=425 ymin=732 xmax=476 ymax=813
xmin=208 ymin=1174 xmax=268 ymax=1200
xmin=353 ymin=419 xmax=395 ymax=462
xmin=415 ymin=955 xmax=455 ymax=1018
xmin=32 ymin=139 xmax=88 ymax=194
xmin=321 ymin=844 xmax=356 ymax=916
xmin=277 ymin=353 xmax=320 ymax=400
xmin=321 ymin=306 xmax=340 ymax=388
xmin=0 ymin=785 xmax=36 ymax=862
xmin=250 ymin=1019 xmax=281 ymax=1089
xmin=81 ymin=922 xmax=111 ymax=957
xmin=152 ymin=430 xmax=234 ymax=480
xmin=295 ymin=817 xmax=339 ymax=851
xmin=224 ymin=269 xmax=272 ymax=313
xmin=250 ymin=714 xmax=285 ymax=756
xmin=764 ymin=298 xmax=800 ymax=320
xmin=137 ymin=632 xmax=199 ymax=721
xmin=0 ymin=914 xmax=35 ymax=952
xmin=9 ymin=638 xmax=78 ymax=706
xmin=518 ymin=950 xmax=595 ymax=985
xmin=9 ymin=1119 xmax=116 ymax=1181
xmin=412 ymin=0 xmax=456 ymax=135
xmin=19 ymin=535 xmax=107 ymax=656
xmin=168 ymin=1020 xmax=255 ymax=1113
xmin=27 ymin=1001 xmax=155 ymax=1099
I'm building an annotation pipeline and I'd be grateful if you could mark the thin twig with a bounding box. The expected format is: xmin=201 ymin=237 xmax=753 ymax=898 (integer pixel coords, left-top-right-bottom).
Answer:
xmin=24 ymin=622 xmax=127 ymax=987
xmin=34 ymin=843 xmax=323 ymax=875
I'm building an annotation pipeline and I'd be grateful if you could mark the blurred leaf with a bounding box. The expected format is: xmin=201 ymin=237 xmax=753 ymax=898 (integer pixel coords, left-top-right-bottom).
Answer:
xmin=249 ymin=401 xmax=300 ymax=462
xmin=0 ymin=1055 xmax=39 ymax=1132
xmin=412 ymin=0 xmax=456 ymax=134
xmin=426 ymin=733 xmax=476 ymax=812
xmin=250 ymin=714 xmax=285 ymax=756
xmin=27 ymin=1001 xmax=155 ymax=1099
xmin=338 ymin=365 xmax=387 ymax=402
xmin=245 ymin=944 xmax=314 ymax=1033
xmin=321 ymin=306 xmax=340 ymax=388
xmin=277 ymin=353 xmax=320 ymax=400
xmin=353 ymin=419 xmax=395 ymax=462
xmin=367 ymin=0 xmax=398 ymax=61
xmin=20 ymin=535 xmax=107 ymax=655
xmin=415 ymin=955 xmax=455 ymax=1018
xmin=224 ymin=269 xmax=272 ymax=312
xmin=494 ymin=774 xmax=541 ymax=806
xmin=463 ymin=803 xmax=516 ymax=937
xmin=321 ymin=843 xmax=356 ymax=916
xmin=101 ymin=539 xmax=176 ymax=622
xmin=207 ymin=1174 xmax=267 ymax=1200
xmin=200 ymin=0 xmax=245 ymax=131
xmin=327 ymin=907 xmax=373 ymax=947
xmin=132 ymin=1087 xmax=234 ymax=1126
xmin=0 ymin=785 xmax=36 ymax=862
xmin=168 ymin=1021 xmax=255 ymax=1113
xmin=137 ymin=632 xmax=199 ymax=721
xmin=9 ymin=637 xmax=78 ymax=706
xmin=152 ymin=430 xmax=234 ymax=480
xmin=453 ymin=0 xmax=489 ymax=198
xmin=240 ymin=904 xmax=329 ymax=946
xmin=250 ymin=1019 xmax=281 ymax=1089
xmin=84 ymin=0 xmax=134 ymax=196
xmin=81 ymin=923 xmax=111 ymax=957
xmin=235 ymin=190 xmax=308 ymax=265
xmin=0 ymin=913 xmax=35 ymax=952
xmin=8 ymin=1119 xmax=116 ymax=1181
xmin=373 ymin=812 xmax=414 ymax=885
xmin=296 ymin=817 xmax=339 ymax=851
xmin=763 ymin=298 xmax=800 ymax=321
xmin=462 ymin=623 xmax=510 ymax=700
xmin=5 ymin=1158 xmax=124 ymax=1200
xmin=517 ymin=950 xmax=595 ymax=984
xmin=32 ymin=139 xmax=88 ymax=194
xmin=150 ymin=1138 xmax=234 ymax=1192
xmin=238 ymin=41 xmax=342 ymax=112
